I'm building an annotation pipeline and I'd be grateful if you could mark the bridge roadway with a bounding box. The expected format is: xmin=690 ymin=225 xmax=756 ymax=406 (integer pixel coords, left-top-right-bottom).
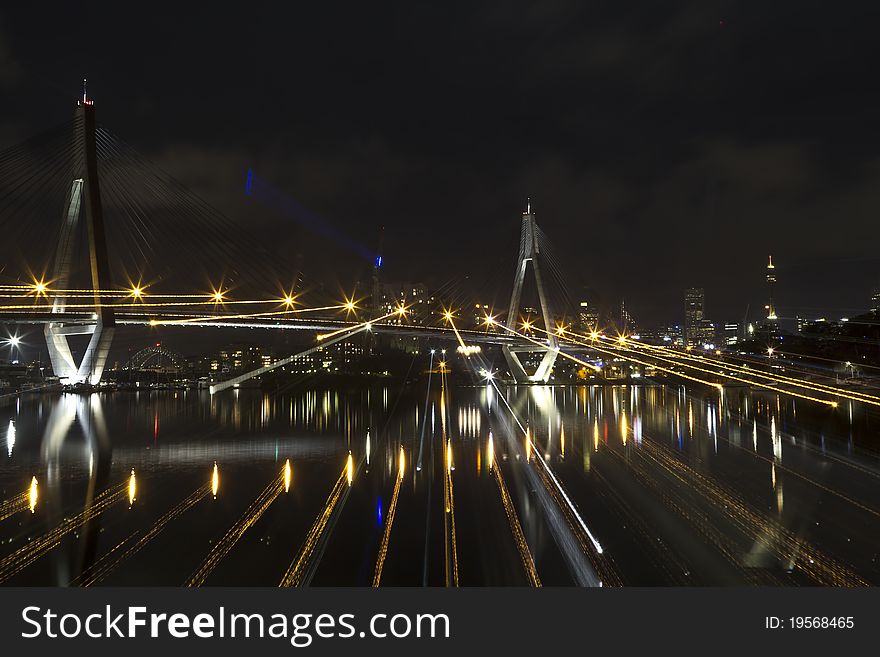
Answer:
xmin=0 ymin=310 xmax=558 ymax=350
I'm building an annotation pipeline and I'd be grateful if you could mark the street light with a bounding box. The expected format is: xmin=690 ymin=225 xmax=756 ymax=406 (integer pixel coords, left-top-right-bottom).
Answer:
xmin=4 ymin=334 xmax=22 ymax=362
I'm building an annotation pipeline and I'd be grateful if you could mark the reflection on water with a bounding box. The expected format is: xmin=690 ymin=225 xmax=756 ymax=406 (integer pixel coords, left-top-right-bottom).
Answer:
xmin=0 ymin=382 xmax=879 ymax=586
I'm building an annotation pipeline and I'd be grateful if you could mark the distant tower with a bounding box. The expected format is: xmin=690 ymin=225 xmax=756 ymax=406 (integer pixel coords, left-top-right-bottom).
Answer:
xmin=502 ymin=200 xmax=558 ymax=383
xmin=371 ymin=226 xmax=385 ymax=318
xmin=766 ymin=255 xmax=778 ymax=321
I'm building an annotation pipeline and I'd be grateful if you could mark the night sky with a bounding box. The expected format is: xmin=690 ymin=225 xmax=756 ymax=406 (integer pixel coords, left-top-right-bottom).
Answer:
xmin=2 ymin=1 xmax=880 ymax=330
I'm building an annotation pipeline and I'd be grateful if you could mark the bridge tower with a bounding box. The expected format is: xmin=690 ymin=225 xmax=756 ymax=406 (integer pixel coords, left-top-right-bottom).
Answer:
xmin=44 ymin=83 xmax=115 ymax=385
xmin=502 ymin=201 xmax=558 ymax=383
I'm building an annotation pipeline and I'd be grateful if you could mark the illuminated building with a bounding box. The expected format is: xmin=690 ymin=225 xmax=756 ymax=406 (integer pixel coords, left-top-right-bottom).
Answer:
xmin=684 ymin=288 xmax=704 ymax=346
xmin=619 ymin=300 xmax=636 ymax=333
xmin=577 ymin=301 xmax=600 ymax=332
xmin=380 ymin=282 xmax=435 ymax=325
xmin=766 ymin=255 xmax=778 ymax=322
xmin=472 ymin=303 xmax=491 ymax=329
xmin=722 ymin=322 xmax=740 ymax=346
xmin=215 ymin=344 xmax=265 ymax=373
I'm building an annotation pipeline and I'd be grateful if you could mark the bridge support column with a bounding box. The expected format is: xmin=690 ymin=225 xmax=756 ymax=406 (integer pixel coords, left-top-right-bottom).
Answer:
xmin=502 ymin=203 xmax=558 ymax=383
xmin=44 ymin=94 xmax=115 ymax=385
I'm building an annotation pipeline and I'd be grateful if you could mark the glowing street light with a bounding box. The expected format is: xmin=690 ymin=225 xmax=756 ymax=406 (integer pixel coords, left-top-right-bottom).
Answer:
xmin=484 ymin=315 xmax=496 ymax=326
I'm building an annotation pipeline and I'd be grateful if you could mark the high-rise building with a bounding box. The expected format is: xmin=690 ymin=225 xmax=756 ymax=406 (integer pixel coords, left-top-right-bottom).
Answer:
xmin=380 ymin=282 xmax=436 ymax=325
xmin=766 ymin=255 xmax=778 ymax=321
xmin=684 ymin=288 xmax=705 ymax=346
xmin=619 ymin=300 xmax=636 ymax=333
xmin=722 ymin=322 xmax=740 ymax=346
xmin=577 ymin=301 xmax=600 ymax=333
xmin=871 ymin=288 xmax=880 ymax=313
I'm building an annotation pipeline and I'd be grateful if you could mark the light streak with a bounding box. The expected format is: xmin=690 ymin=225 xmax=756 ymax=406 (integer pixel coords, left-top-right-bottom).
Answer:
xmin=616 ymin=336 xmax=880 ymax=407
xmin=77 ymin=482 xmax=212 ymax=587
xmin=0 ymin=480 xmax=32 ymax=523
xmin=147 ymin=304 xmax=345 ymax=326
xmin=280 ymin=461 xmax=351 ymax=587
xmin=489 ymin=435 xmax=541 ymax=587
xmin=317 ymin=308 xmax=404 ymax=342
xmin=186 ymin=466 xmax=287 ymax=586
xmin=0 ymin=480 xmax=129 ymax=583
xmin=488 ymin=377 xmax=609 ymax=563
xmin=439 ymin=368 xmax=459 ymax=586
xmin=284 ymin=459 xmax=292 ymax=493
xmin=373 ymin=447 xmax=406 ymax=586
xmin=212 ymin=462 xmax=220 ymax=498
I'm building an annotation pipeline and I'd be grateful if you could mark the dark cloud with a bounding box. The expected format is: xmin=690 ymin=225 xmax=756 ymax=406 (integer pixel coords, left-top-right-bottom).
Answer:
xmin=1 ymin=0 xmax=880 ymax=331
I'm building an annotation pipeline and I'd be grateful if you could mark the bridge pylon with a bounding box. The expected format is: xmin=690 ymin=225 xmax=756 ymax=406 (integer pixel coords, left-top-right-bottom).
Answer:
xmin=44 ymin=88 xmax=115 ymax=385
xmin=502 ymin=201 xmax=558 ymax=383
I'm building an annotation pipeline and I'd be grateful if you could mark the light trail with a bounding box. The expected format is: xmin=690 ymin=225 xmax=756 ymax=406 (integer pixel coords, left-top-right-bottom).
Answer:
xmin=614 ymin=337 xmax=880 ymax=407
xmin=372 ymin=446 xmax=406 ymax=587
xmin=315 ymin=307 xmax=407 ymax=342
xmin=76 ymin=482 xmax=212 ymax=587
xmin=151 ymin=304 xmax=345 ymax=326
xmin=451 ymin=312 xmax=613 ymax=582
xmin=0 ymin=482 xmax=32 ymax=523
xmin=443 ymin=314 xmax=542 ymax=585
xmin=0 ymin=299 xmax=290 ymax=311
xmin=487 ymin=377 xmax=612 ymax=560
xmin=515 ymin=324 xmax=840 ymax=408
xmin=186 ymin=466 xmax=287 ymax=587
xmin=279 ymin=461 xmax=351 ymax=587
xmin=0 ymin=480 xmax=128 ymax=583
xmin=487 ymin=377 xmax=607 ymax=586
xmin=634 ymin=435 xmax=868 ymax=586
xmin=506 ymin=324 xmax=723 ymax=391
xmin=488 ymin=432 xmax=542 ymax=587
xmin=439 ymin=368 xmax=459 ymax=586
xmin=0 ymin=285 xmax=219 ymax=297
